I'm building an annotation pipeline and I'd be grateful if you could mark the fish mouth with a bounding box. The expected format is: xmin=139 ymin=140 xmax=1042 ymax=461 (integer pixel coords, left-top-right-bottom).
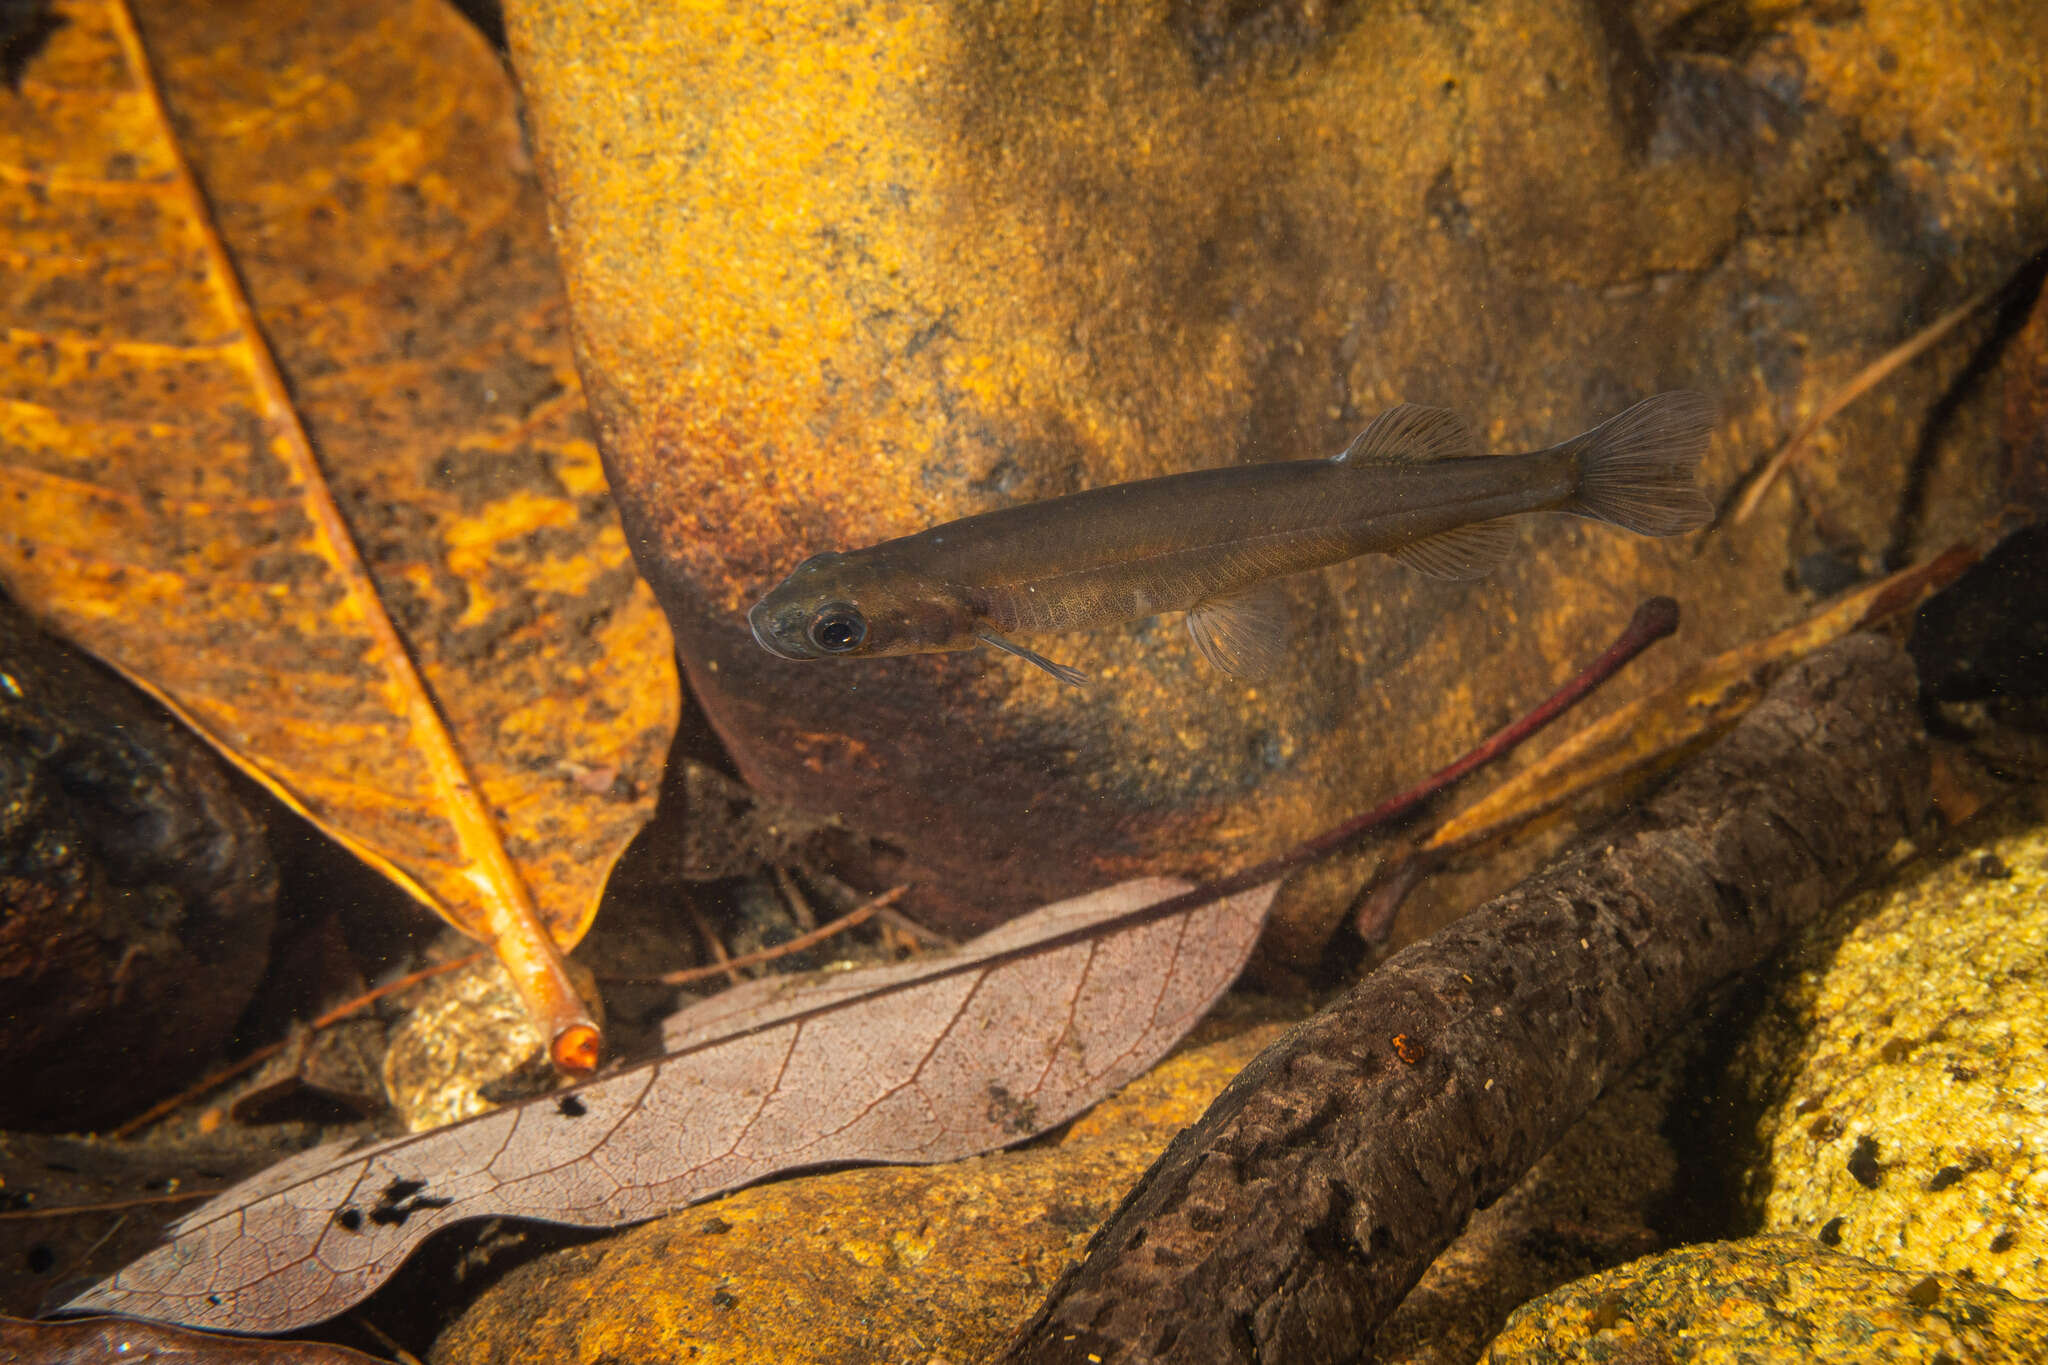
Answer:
xmin=747 ymin=598 xmax=816 ymax=661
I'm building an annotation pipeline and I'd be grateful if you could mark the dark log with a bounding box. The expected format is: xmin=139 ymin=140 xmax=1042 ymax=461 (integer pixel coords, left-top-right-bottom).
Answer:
xmin=1003 ymin=633 xmax=1926 ymax=1364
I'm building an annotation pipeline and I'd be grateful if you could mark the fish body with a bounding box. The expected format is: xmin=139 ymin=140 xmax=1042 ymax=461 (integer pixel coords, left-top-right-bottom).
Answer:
xmin=929 ymin=449 xmax=1578 ymax=633
xmin=749 ymin=393 xmax=1714 ymax=683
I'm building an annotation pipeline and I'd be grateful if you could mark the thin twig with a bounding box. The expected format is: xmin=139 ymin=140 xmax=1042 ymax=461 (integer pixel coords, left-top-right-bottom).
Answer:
xmin=52 ymin=1211 xmax=129 ymax=1289
xmin=810 ymin=868 xmax=959 ymax=948
xmin=772 ymin=864 xmax=819 ymax=930
xmin=685 ymin=902 xmax=744 ymax=986
xmin=309 ymin=951 xmax=488 ymax=1031
xmin=349 ymin=1311 xmax=427 ymax=1365
xmin=1733 ymin=285 xmax=1996 ymax=523
xmin=105 ymin=950 xmax=487 ymax=1140
xmin=0 ymin=1192 xmax=218 ymax=1221
xmin=874 ymin=903 xmax=957 ymax=950
xmin=609 ymin=886 xmax=910 ymax=987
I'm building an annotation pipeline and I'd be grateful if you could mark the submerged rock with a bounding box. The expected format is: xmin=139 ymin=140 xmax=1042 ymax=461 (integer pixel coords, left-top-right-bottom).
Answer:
xmin=0 ymin=596 xmax=276 ymax=1132
xmin=381 ymin=956 xmax=602 ymax=1132
xmin=1482 ymin=1234 xmax=2048 ymax=1363
xmin=1731 ymin=796 xmax=2048 ymax=1296
xmin=509 ymin=0 xmax=2046 ymax=937
xmin=1477 ymin=793 xmax=2048 ymax=1361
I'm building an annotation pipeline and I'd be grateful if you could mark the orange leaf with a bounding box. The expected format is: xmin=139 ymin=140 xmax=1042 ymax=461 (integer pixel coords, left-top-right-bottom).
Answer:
xmin=0 ymin=0 xmax=678 ymax=1069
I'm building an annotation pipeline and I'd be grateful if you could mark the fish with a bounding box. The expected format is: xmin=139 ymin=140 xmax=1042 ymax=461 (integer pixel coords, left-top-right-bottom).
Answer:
xmin=748 ymin=391 xmax=1715 ymax=686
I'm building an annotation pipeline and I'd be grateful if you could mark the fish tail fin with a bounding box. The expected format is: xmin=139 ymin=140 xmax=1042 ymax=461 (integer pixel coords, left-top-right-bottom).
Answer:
xmin=1564 ymin=391 xmax=1716 ymax=536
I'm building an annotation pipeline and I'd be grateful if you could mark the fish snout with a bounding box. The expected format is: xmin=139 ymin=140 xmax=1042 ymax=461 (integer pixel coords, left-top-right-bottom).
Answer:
xmin=748 ymin=596 xmax=818 ymax=661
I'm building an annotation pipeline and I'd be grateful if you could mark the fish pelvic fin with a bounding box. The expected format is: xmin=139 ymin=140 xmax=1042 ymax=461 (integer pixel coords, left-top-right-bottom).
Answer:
xmin=1391 ymin=517 xmax=1520 ymax=579
xmin=1563 ymin=391 xmax=1716 ymax=536
xmin=977 ymin=630 xmax=1088 ymax=688
xmin=1186 ymin=582 xmax=1289 ymax=680
xmin=1334 ymin=403 xmax=1480 ymax=464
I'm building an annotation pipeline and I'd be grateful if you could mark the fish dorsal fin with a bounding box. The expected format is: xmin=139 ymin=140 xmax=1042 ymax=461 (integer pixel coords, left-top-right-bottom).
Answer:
xmin=1185 ymin=582 xmax=1289 ymax=680
xmin=1335 ymin=403 xmax=1481 ymax=464
xmin=1390 ymin=517 xmax=1519 ymax=580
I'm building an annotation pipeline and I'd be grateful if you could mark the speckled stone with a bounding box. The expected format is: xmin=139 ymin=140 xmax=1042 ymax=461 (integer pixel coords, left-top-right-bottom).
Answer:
xmin=381 ymin=958 xmax=570 ymax=1132
xmin=1732 ymin=797 xmax=2048 ymax=1295
xmin=1481 ymin=1234 xmax=2048 ymax=1364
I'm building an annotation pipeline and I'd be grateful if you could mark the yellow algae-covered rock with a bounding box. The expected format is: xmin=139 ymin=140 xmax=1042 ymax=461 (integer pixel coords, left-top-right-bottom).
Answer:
xmin=1481 ymin=1234 xmax=2048 ymax=1364
xmin=1731 ymin=799 xmax=2048 ymax=1296
xmin=432 ymin=1005 xmax=1300 ymax=1365
xmin=505 ymin=0 xmax=2047 ymax=938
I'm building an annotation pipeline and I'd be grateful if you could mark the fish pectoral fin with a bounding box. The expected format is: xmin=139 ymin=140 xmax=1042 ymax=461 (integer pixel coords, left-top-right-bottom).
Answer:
xmin=977 ymin=630 xmax=1088 ymax=688
xmin=1334 ymin=403 xmax=1480 ymax=464
xmin=1185 ymin=583 xmax=1289 ymax=680
xmin=1389 ymin=517 xmax=1520 ymax=580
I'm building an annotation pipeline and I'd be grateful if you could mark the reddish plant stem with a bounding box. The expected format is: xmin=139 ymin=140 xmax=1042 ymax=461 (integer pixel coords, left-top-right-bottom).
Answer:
xmin=547 ymin=599 xmax=1686 ymax=1075
xmin=1170 ymin=596 xmax=1679 ymax=910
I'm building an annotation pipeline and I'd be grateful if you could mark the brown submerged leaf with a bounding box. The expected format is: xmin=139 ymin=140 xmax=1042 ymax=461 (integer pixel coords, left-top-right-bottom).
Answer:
xmin=68 ymin=876 xmax=1276 ymax=1333
xmin=0 ymin=0 xmax=677 ymax=1065
xmin=0 ymin=1315 xmax=383 ymax=1364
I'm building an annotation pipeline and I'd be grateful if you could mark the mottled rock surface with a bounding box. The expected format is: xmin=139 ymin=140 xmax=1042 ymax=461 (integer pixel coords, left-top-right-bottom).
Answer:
xmin=1482 ymin=1234 xmax=2048 ymax=1363
xmin=1730 ymin=794 xmax=2048 ymax=1296
xmin=381 ymin=958 xmax=553 ymax=1133
xmin=507 ymin=0 xmax=2046 ymax=936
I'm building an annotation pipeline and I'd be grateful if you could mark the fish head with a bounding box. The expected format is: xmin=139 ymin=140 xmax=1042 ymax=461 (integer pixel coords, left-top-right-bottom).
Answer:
xmin=748 ymin=550 xmax=978 ymax=662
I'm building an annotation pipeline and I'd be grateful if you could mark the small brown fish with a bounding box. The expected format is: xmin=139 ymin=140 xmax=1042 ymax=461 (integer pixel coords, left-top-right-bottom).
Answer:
xmin=749 ymin=392 xmax=1714 ymax=685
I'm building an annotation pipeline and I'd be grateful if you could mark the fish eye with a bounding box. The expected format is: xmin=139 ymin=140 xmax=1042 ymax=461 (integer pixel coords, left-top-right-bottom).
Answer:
xmin=807 ymin=604 xmax=867 ymax=653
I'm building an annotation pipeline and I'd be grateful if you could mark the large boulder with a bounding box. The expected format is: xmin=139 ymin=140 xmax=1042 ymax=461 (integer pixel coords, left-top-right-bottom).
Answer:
xmin=507 ymin=0 xmax=2046 ymax=931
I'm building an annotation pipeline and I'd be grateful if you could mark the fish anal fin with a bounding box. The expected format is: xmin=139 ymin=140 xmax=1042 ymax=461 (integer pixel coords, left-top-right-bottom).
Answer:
xmin=1390 ymin=518 xmax=1519 ymax=580
xmin=1185 ymin=583 xmax=1289 ymax=680
xmin=1336 ymin=403 xmax=1480 ymax=464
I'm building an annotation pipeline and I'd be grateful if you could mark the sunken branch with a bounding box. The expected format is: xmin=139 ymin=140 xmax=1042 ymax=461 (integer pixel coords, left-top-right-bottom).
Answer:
xmin=1004 ymin=633 xmax=1927 ymax=1364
